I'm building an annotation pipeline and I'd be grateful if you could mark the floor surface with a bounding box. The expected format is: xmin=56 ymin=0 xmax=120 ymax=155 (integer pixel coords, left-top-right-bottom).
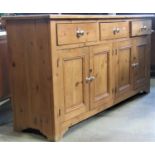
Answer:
xmin=0 ymin=79 xmax=155 ymax=142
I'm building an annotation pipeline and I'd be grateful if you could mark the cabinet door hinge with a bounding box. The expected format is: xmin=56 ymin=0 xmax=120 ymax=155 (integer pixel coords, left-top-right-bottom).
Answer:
xmin=112 ymin=88 xmax=117 ymax=95
xmin=115 ymin=49 xmax=117 ymax=55
xmin=115 ymin=87 xmax=117 ymax=94
xmin=58 ymin=109 xmax=61 ymax=116
xmin=57 ymin=58 xmax=60 ymax=68
xmin=112 ymin=88 xmax=114 ymax=94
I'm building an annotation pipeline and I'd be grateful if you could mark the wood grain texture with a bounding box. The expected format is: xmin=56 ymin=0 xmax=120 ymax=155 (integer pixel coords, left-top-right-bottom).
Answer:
xmin=6 ymin=19 xmax=55 ymax=139
xmin=100 ymin=22 xmax=129 ymax=40
xmin=131 ymin=20 xmax=152 ymax=36
xmin=58 ymin=47 xmax=89 ymax=122
xmin=3 ymin=14 xmax=154 ymax=20
xmin=57 ymin=23 xmax=98 ymax=45
xmin=132 ymin=37 xmax=150 ymax=90
xmin=115 ymin=39 xmax=132 ymax=98
xmin=5 ymin=16 xmax=152 ymax=141
xmin=90 ymin=43 xmax=114 ymax=109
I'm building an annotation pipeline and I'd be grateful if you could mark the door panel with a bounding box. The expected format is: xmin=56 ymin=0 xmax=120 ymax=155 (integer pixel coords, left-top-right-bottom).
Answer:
xmin=64 ymin=57 xmax=83 ymax=112
xmin=116 ymin=40 xmax=132 ymax=98
xmin=132 ymin=37 xmax=149 ymax=90
xmin=59 ymin=47 xmax=89 ymax=121
xmin=94 ymin=52 xmax=108 ymax=99
xmin=90 ymin=43 xmax=113 ymax=109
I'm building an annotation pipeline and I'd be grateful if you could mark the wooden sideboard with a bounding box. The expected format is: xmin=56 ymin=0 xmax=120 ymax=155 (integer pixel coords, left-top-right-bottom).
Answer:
xmin=4 ymin=15 xmax=153 ymax=141
xmin=0 ymin=33 xmax=10 ymax=101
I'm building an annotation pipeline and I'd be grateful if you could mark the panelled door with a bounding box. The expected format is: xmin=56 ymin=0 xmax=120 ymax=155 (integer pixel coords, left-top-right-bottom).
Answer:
xmin=59 ymin=47 xmax=89 ymax=122
xmin=90 ymin=43 xmax=114 ymax=109
xmin=132 ymin=37 xmax=150 ymax=90
xmin=115 ymin=39 xmax=133 ymax=98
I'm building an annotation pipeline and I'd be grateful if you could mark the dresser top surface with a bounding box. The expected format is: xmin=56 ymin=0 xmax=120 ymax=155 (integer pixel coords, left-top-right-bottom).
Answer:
xmin=3 ymin=14 xmax=155 ymax=21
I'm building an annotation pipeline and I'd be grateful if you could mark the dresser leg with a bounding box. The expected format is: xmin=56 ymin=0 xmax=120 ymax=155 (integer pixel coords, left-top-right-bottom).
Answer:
xmin=46 ymin=127 xmax=69 ymax=142
xmin=46 ymin=134 xmax=63 ymax=142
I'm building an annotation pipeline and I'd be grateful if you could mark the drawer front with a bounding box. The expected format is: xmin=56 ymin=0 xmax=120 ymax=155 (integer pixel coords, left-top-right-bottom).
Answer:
xmin=117 ymin=22 xmax=129 ymax=38
xmin=57 ymin=23 xmax=98 ymax=45
xmin=100 ymin=22 xmax=116 ymax=40
xmin=100 ymin=22 xmax=129 ymax=40
xmin=131 ymin=20 xmax=152 ymax=36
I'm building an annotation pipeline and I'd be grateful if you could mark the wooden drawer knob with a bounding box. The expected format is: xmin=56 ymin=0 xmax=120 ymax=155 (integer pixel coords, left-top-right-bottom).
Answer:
xmin=76 ymin=29 xmax=85 ymax=38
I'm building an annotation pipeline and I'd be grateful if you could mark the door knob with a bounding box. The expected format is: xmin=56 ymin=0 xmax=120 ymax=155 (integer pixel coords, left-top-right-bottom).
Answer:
xmin=116 ymin=28 xmax=120 ymax=33
xmin=143 ymin=25 xmax=147 ymax=30
xmin=76 ymin=29 xmax=85 ymax=38
xmin=86 ymin=77 xmax=91 ymax=82
xmin=132 ymin=63 xmax=136 ymax=67
xmin=90 ymin=76 xmax=95 ymax=81
xmin=141 ymin=25 xmax=147 ymax=31
xmin=132 ymin=63 xmax=139 ymax=68
xmin=113 ymin=28 xmax=117 ymax=35
xmin=135 ymin=63 xmax=139 ymax=67
xmin=85 ymin=76 xmax=95 ymax=83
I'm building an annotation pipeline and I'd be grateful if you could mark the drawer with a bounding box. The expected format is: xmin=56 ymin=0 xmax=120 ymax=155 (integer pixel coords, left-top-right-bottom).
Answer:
xmin=131 ymin=20 xmax=152 ymax=36
xmin=57 ymin=23 xmax=98 ymax=45
xmin=100 ymin=22 xmax=129 ymax=40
